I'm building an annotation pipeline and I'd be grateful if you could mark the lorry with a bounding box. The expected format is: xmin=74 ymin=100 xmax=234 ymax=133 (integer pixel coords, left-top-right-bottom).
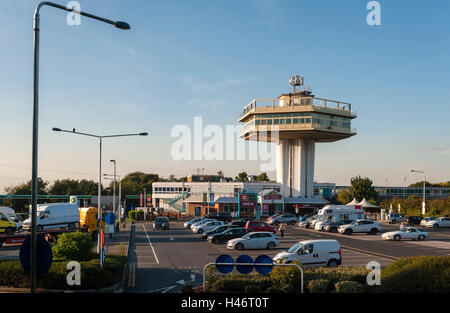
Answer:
xmin=79 ymin=207 xmax=105 ymax=240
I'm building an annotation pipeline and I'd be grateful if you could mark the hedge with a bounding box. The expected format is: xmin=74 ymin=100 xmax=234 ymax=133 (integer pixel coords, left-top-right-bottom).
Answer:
xmin=128 ymin=210 xmax=144 ymax=221
xmin=52 ymin=231 xmax=94 ymax=262
xmin=0 ymin=255 xmax=126 ymax=291
xmin=335 ymin=281 xmax=365 ymax=293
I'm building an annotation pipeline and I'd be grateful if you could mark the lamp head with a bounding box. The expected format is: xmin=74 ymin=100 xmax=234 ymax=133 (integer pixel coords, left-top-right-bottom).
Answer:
xmin=52 ymin=127 xmax=62 ymax=132
xmin=139 ymin=132 xmax=148 ymax=136
xmin=114 ymin=21 xmax=130 ymax=30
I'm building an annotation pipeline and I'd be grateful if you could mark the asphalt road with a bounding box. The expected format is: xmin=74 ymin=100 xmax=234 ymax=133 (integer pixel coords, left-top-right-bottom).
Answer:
xmin=123 ymin=220 xmax=450 ymax=293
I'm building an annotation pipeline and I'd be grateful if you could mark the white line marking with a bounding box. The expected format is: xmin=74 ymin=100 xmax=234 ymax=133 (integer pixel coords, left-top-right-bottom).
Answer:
xmin=142 ymin=224 xmax=160 ymax=264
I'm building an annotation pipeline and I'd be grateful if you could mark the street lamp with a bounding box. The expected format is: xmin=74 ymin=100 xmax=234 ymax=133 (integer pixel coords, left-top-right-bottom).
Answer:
xmin=104 ymin=173 xmax=122 ymax=231
xmin=30 ymin=1 xmax=130 ymax=293
xmin=110 ymin=160 xmax=117 ymax=231
xmin=410 ymin=170 xmax=426 ymax=215
xmin=52 ymin=128 xmax=147 ymax=269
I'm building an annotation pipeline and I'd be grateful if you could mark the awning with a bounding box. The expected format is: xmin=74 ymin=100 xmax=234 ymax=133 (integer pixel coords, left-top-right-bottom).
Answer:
xmin=357 ymin=198 xmax=379 ymax=208
xmin=346 ymin=198 xmax=359 ymax=205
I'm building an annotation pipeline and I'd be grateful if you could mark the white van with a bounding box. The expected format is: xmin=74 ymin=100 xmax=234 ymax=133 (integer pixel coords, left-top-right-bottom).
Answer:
xmin=23 ymin=203 xmax=79 ymax=232
xmin=273 ymin=239 xmax=342 ymax=267
xmin=315 ymin=205 xmax=365 ymax=230
xmin=0 ymin=206 xmax=23 ymax=232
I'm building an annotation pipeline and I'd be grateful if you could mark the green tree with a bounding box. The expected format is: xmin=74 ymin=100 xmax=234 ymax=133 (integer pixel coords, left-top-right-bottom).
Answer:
xmin=5 ymin=178 xmax=48 ymax=195
xmin=256 ymin=173 xmax=270 ymax=181
xmin=348 ymin=176 xmax=378 ymax=203
xmin=120 ymin=171 xmax=159 ymax=197
xmin=336 ymin=190 xmax=352 ymax=204
xmin=235 ymin=172 xmax=248 ymax=182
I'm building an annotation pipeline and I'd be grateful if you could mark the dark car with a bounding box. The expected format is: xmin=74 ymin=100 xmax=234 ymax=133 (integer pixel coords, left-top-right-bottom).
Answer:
xmin=153 ymin=216 xmax=169 ymax=230
xmin=207 ymin=227 xmax=252 ymax=243
xmin=322 ymin=219 xmax=354 ymax=232
xmin=299 ymin=213 xmax=315 ymax=222
xmin=230 ymin=218 xmax=254 ymax=228
xmin=201 ymin=224 xmax=239 ymax=240
xmin=203 ymin=212 xmax=232 ymax=223
xmin=405 ymin=216 xmax=422 ymax=226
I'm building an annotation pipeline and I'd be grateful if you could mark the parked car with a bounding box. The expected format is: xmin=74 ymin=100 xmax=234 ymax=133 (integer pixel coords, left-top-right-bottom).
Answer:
xmin=207 ymin=227 xmax=252 ymax=243
xmin=338 ymin=219 xmax=382 ymax=235
xmin=382 ymin=227 xmax=429 ymax=241
xmin=184 ymin=217 xmax=203 ymax=229
xmin=22 ymin=203 xmax=79 ymax=232
xmin=0 ymin=212 xmax=16 ymax=235
xmin=268 ymin=214 xmax=297 ymax=225
xmin=273 ymin=239 xmax=341 ymax=267
xmin=298 ymin=213 xmax=315 ymax=222
xmin=190 ymin=218 xmax=216 ymax=230
xmin=245 ymin=220 xmax=276 ymax=233
xmin=192 ymin=220 xmax=225 ymax=234
xmin=298 ymin=215 xmax=317 ymax=228
xmin=203 ymin=212 xmax=232 ymax=223
xmin=387 ymin=213 xmax=406 ymax=224
xmin=405 ymin=216 xmax=422 ymax=226
xmin=227 ymin=232 xmax=279 ymax=250
xmin=201 ymin=225 xmax=238 ymax=240
xmin=321 ymin=219 xmax=354 ymax=232
xmin=153 ymin=216 xmax=170 ymax=230
xmin=309 ymin=215 xmax=326 ymax=229
xmin=423 ymin=217 xmax=450 ymax=228
xmin=230 ymin=218 xmax=254 ymax=228
xmin=420 ymin=216 xmax=437 ymax=227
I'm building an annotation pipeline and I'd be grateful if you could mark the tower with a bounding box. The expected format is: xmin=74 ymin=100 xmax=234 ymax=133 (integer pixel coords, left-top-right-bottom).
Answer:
xmin=238 ymin=76 xmax=357 ymax=198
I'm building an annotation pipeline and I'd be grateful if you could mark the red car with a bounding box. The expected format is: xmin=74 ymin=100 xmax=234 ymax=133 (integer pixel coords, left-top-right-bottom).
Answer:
xmin=245 ymin=221 xmax=276 ymax=234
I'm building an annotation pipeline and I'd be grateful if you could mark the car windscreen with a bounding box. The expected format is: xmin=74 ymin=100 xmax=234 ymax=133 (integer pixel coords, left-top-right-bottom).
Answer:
xmin=288 ymin=242 xmax=303 ymax=253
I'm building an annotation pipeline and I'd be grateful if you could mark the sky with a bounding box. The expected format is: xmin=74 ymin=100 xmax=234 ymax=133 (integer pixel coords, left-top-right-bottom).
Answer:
xmin=0 ymin=0 xmax=449 ymax=192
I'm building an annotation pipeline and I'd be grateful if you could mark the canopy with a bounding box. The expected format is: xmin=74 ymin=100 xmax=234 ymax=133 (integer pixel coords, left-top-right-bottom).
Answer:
xmin=346 ymin=198 xmax=359 ymax=205
xmin=357 ymin=198 xmax=379 ymax=208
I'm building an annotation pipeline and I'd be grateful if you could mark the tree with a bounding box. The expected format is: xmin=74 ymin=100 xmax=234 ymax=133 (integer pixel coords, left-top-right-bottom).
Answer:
xmin=120 ymin=172 xmax=159 ymax=197
xmin=336 ymin=189 xmax=352 ymax=204
xmin=235 ymin=172 xmax=248 ymax=182
xmin=256 ymin=173 xmax=270 ymax=181
xmin=48 ymin=179 xmax=100 ymax=195
xmin=408 ymin=181 xmax=433 ymax=188
xmin=217 ymin=171 xmax=224 ymax=176
xmin=5 ymin=178 xmax=48 ymax=195
xmin=348 ymin=176 xmax=378 ymax=203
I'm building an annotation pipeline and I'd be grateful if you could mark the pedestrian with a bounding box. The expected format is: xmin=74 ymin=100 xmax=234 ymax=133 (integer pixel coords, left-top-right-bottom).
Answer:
xmin=279 ymin=223 xmax=286 ymax=238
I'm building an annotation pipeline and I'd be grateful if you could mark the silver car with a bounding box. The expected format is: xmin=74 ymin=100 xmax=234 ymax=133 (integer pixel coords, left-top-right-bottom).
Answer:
xmin=268 ymin=214 xmax=297 ymax=225
xmin=227 ymin=232 xmax=279 ymax=250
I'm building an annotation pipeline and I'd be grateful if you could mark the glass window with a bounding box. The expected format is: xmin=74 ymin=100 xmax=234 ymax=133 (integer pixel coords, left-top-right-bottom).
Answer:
xmin=255 ymin=120 xmax=260 ymax=125
xmin=300 ymin=118 xmax=305 ymax=123
xmin=260 ymin=120 xmax=266 ymax=125
xmin=267 ymin=119 xmax=272 ymax=125
xmin=273 ymin=119 xmax=279 ymax=124
xmin=293 ymin=118 xmax=299 ymax=124
xmin=286 ymin=119 xmax=291 ymax=124
xmin=280 ymin=119 xmax=285 ymax=124
xmin=305 ymin=118 xmax=311 ymax=123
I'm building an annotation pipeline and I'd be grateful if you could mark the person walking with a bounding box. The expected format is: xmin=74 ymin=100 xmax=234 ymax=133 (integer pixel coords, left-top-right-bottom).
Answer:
xmin=278 ymin=223 xmax=286 ymax=238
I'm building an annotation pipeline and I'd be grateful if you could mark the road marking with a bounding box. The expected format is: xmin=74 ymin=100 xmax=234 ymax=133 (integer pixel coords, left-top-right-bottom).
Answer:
xmin=148 ymin=285 xmax=177 ymax=293
xmin=170 ymin=237 xmax=175 ymax=241
xmin=142 ymin=224 xmax=160 ymax=264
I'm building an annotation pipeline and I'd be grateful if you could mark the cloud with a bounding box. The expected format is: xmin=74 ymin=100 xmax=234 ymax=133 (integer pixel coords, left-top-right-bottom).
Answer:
xmin=180 ymin=75 xmax=244 ymax=94
xmin=424 ymin=146 xmax=450 ymax=156
xmin=124 ymin=46 xmax=137 ymax=56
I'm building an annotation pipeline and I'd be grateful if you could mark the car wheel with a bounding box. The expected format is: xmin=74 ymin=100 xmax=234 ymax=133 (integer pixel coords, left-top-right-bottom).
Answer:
xmin=18 ymin=227 xmax=23 ymax=233
xmin=235 ymin=243 xmax=244 ymax=250
xmin=37 ymin=225 xmax=43 ymax=232
xmin=68 ymin=223 xmax=75 ymax=230
xmin=391 ymin=220 xmax=396 ymax=224
xmin=198 ymin=229 xmax=203 ymax=234
xmin=290 ymin=221 xmax=295 ymax=225
xmin=369 ymin=228 xmax=378 ymax=235
xmin=330 ymin=227 xmax=337 ymax=233
xmin=418 ymin=235 xmax=425 ymax=241
xmin=212 ymin=238 xmax=218 ymax=244
xmin=5 ymin=227 xmax=14 ymax=235
xmin=433 ymin=224 xmax=439 ymax=228
xmin=394 ymin=235 xmax=401 ymax=241
xmin=267 ymin=242 xmax=276 ymax=250
xmin=327 ymin=259 xmax=339 ymax=268
xmin=344 ymin=229 xmax=353 ymax=235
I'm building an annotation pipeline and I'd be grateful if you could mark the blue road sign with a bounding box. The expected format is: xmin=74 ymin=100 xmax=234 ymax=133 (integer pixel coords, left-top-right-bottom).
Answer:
xmin=215 ymin=254 xmax=234 ymax=274
xmin=101 ymin=248 xmax=106 ymax=265
xmin=254 ymin=255 xmax=274 ymax=275
xmin=235 ymin=255 xmax=254 ymax=274
xmin=19 ymin=235 xmax=53 ymax=277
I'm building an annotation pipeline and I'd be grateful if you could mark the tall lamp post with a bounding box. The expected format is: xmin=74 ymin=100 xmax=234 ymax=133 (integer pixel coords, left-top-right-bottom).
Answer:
xmin=410 ymin=170 xmax=426 ymax=215
xmin=104 ymin=173 xmax=122 ymax=231
xmin=110 ymin=160 xmax=117 ymax=230
xmin=52 ymin=128 xmax=147 ymax=268
xmin=30 ymin=1 xmax=130 ymax=293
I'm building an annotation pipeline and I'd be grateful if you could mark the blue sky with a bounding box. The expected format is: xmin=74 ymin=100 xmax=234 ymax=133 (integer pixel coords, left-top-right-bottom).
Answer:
xmin=0 ymin=0 xmax=449 ymax=192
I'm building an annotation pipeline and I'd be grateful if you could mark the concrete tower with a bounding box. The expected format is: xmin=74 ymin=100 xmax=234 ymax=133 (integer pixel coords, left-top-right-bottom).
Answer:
xmin=238 ymin=76 xmax=357 ymax=198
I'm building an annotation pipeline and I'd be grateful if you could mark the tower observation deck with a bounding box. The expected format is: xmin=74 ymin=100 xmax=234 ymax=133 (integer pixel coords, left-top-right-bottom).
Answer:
xmin=238 ymin=76 xmax=357 ymax=198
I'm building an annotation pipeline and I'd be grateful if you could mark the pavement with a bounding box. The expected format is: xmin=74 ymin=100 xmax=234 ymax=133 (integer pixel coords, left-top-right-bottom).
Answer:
xmin=123 ymin=220 xmax=450 ymax=293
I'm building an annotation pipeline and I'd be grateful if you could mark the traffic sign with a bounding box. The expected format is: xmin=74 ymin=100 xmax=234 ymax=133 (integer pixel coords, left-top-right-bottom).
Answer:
xmin=19 ymin=235 xmax=53 ymax=277
xmin=101 ymin=248 xmax=105 ymax=265
xmin=254 ymin=255 xmax=274 ymax=275
xmin=215 ymin=255 xmax=234 ymax=274
xmin=104 ymin=212 xmax=115 ymax=225
xmin=235 ymin=255 xmax=254 ymax=274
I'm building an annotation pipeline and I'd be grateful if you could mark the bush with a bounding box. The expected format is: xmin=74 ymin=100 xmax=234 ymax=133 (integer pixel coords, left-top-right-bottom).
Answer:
xmin=0 ymin=255 xmax=126 ymax=290
xmin=52 ymin=231 xmax=94 ymax=261
xmin=335 ymin=281 xmax=365 ymax=293
xmin=128 ymin=210 xmax=144 ymax=221
xmin=208 ymin=274 xmax=271 ymax=293
xmin=304 ymin=266 xmax=368 ymax=286
xmin=381 ymin=256 xmax=450 ymax=293
xmin=270 ymin=265 xmax=302 ymax=292
xmin=307 ymin=279 xmax=330 ymax=293
xmin=265 ymin=286 xmax=288 ymax=293
xmin=181 ymin=283 xmax=195 ymax=293
xmin=244 ymin=285 xmax=264 ymax=293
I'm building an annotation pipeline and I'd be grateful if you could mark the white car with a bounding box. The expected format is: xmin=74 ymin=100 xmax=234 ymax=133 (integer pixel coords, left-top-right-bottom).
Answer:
xmin=382 ymin=227 xmax=429 ymax=241
xmin=227 ymin=232 xmax=279 ymax=250
xmin=184 ymin=217 xmax=202 ymax=229
xmin=338 ymin=219 xmax=381 ymax=235
xmin=190 ymin=218 xmax=215 ymax=232
xmin=273 ymin=240 xmax=341 ymax=267
xmin=192 ymin=220 xmax=224 ymax=234
xmin=424 ymin=217 xmax=450 ymax=228
xmin=420 ymin=217 xmax=437 ymax=227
